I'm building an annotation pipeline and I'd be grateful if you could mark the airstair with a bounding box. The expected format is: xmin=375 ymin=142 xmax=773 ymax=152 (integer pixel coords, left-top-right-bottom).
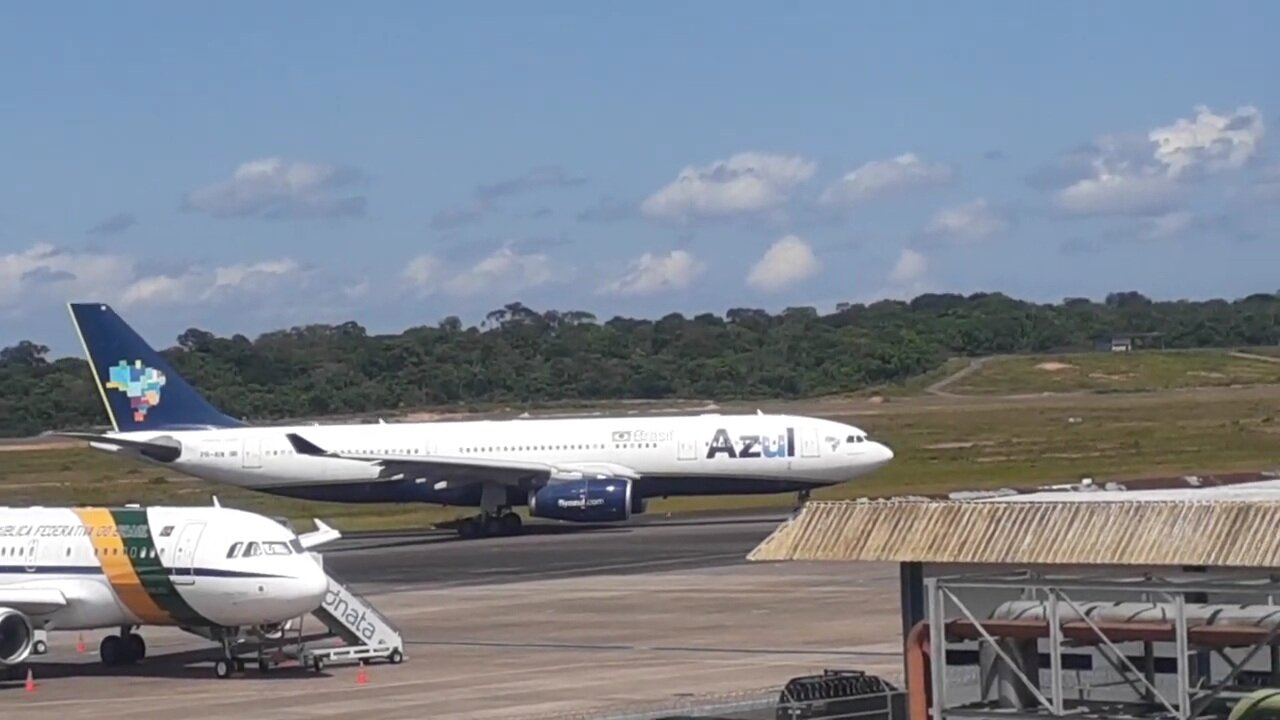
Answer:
xmin=297 ymin=560 xmax=405 ymax=672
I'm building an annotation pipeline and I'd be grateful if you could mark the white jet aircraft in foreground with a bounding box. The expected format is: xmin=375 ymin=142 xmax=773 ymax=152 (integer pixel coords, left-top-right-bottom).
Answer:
xmin=0 ymin=503 xmax=333 ymax=678
xmin=58 ymin=303 xmax=895 ymax=539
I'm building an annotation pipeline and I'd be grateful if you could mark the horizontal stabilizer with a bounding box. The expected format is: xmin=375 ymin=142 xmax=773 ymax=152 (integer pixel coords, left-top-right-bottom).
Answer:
xmin=50 ymin=431 xmax=182 ymax=463
xmin=298 ymin=519 xmax=341 ymax=549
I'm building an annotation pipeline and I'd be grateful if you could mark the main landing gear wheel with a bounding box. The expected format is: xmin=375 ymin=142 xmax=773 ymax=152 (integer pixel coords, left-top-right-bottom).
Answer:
xmin=215 ymin=659 xmax=232 ymax=679
xmin=456 ymin=511 xmax=523 ymax=539
xmin=127 ymin=633 xmax=146 ymax=662
xmin=100 ymin=633 xmax=146 ymax=666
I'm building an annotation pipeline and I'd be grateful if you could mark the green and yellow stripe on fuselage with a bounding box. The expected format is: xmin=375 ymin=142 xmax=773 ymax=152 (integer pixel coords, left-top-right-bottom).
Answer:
xmin=71 ymin=507 xmax=211 ymax=627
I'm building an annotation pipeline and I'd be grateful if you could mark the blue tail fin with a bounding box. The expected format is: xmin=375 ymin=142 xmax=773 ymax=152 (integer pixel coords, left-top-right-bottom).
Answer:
xmin=67 ymin=303 xmax=245 ymax=432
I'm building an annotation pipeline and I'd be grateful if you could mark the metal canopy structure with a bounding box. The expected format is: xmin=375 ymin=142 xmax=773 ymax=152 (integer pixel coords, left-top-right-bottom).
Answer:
xmin=746 ymin=499 xmax=1280 ymax=568
xmin=746 ymin=499 xmax=1280 ymax=720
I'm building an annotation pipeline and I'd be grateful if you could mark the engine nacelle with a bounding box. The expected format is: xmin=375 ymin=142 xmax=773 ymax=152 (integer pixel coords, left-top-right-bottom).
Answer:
xmin=0 ymin=607 xmax=34 ymax=666
xmin=528 ymin=477 xmax=641 ymax=523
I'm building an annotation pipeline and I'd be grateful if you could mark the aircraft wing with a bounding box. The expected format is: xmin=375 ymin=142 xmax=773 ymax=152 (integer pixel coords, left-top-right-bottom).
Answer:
xmin=48 ymin=431 xmax=181 ymax=462
xmin=0 ymin=588 xmax=68 ymax=615
xmin=284 ymin=432 xmax=638 ymax=488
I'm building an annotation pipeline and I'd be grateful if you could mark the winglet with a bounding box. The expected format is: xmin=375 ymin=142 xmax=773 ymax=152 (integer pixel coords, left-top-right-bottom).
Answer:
xmin=298 ymin=518 xmax=341 ymax=549
xmin=285 ymin=433 xmax=328 ymax=456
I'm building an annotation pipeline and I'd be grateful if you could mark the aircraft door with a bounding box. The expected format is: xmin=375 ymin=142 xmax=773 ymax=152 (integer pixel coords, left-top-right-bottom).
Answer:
xmin=171 ymin=522 xmax=206 ymax=586
xmin=23 ymin=540 xmax=37 ymax=573
xmin=800 ymin=428 xmax=820 ymax=458
xmin=241 ymin=438 xmax=262 ymax=469
xmin=677 ymin=436 xmax=698 ymax=461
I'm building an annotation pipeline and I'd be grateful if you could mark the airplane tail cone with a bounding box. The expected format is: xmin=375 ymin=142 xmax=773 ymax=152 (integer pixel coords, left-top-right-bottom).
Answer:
xmin=24 ymin=668 xmax=35 ymax=693
xmin=356 ymin=662 xmax=368 ymax=685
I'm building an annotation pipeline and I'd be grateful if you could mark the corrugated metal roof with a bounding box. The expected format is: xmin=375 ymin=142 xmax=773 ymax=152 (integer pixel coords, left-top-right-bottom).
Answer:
xmin=746 ymin=499 xmax=1280 ymax=568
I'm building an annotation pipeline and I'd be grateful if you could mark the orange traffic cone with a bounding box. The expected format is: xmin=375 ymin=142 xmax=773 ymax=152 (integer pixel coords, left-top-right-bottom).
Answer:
xmin=76 ymin=634 xmax=86 ymax=653
xmin=24 ymin=668 xmax=36 ymax=693
xmin=355 ymin=662 xmax=368 ymax=685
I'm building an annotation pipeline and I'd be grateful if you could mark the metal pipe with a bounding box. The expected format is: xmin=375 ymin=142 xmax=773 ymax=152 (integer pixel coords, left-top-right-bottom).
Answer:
xmin=905 ymin=621 xmax=930 ymax=720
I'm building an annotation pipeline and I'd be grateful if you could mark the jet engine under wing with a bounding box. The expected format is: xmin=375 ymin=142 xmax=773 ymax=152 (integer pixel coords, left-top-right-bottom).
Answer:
xmin=284 ymin=432 xmax=627 ymax=488
xmin=0 ymin=588 xmax=68 ymax=616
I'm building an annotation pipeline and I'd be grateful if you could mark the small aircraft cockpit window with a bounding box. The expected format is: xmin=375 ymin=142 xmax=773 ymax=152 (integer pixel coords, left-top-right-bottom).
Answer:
xmin=226 ymin=542 xmax=243 ymax=559
xmin=846 ymin=434 xmax=866 ymax=444
xmin=263 ymin=541 xmax=292 ymax=556
xmin=243 ymin=542 xmax=262 ymax=558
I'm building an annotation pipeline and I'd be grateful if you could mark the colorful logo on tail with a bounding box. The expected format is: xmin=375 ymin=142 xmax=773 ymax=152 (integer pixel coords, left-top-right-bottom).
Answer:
xmin=105 ymin=360 xmax=166 ymax=423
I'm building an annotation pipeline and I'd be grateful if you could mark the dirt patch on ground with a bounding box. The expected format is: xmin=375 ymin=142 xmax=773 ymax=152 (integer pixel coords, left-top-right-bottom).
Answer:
xmin=923 ymin=441 xmax=998 ymax=450
xmin=1087 ymin=372 xmax=1135 ymax=380
xmin=1187 ymin=371 xmax=1228 ymax=379
xmin=1036 ymin=361 xmax=1076 ymax=371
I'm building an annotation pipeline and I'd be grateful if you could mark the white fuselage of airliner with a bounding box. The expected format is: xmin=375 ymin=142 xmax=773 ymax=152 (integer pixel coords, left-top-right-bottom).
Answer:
xmin=93 ymin=413 xmax=893 ymax=501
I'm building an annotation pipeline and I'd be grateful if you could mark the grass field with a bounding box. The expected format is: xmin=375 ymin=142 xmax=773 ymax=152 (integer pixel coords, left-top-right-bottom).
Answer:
xmin=3 ymin=384 xmax=1278 ymax=531
xmin=945 ymin=350 xmax=1280 ymax=396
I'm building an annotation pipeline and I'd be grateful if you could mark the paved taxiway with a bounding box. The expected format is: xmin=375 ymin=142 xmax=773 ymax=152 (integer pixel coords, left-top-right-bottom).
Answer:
xmin=2 ymin=513 xmax=905 ymax=720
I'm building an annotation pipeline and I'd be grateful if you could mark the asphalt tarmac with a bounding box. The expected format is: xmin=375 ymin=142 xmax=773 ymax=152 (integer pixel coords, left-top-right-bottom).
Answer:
xmin=322 ymin=512 xmax=792 ymax=591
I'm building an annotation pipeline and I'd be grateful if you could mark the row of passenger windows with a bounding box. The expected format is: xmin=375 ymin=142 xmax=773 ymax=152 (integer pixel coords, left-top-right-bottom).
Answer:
xmin=0 ymin=545 xmax=161 ymax=559
xmin=226 ymin=539 xmax=304 ymax=558
xmin=460 ymin=443 xmax=608 ymax=453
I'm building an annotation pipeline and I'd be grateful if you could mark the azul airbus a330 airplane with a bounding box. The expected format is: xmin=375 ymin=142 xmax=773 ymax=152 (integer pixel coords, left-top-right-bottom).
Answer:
xmin=60 ymin=303 xmax=895 ymax=539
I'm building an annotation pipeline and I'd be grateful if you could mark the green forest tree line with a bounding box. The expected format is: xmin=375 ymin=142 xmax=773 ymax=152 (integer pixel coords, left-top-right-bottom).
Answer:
xmin=2 ymin=290 xmax=1279 ymax=437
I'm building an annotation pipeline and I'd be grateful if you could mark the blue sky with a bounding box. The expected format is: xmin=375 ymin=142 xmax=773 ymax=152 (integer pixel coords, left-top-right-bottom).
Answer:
xmin=2 ymin=1 xmax=1277 ymax=355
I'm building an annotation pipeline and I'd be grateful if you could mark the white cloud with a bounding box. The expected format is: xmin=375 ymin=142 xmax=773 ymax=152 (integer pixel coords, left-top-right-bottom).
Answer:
xmin=1140 ymin=211 xmax=1195 ymax=240
xmin=1049 ymin=105 xmax=1265 ymax=218
xmin=923 ymin=199 xmax=1010 ymax=243
xmin=1054 ymin=170 xmax=1181 ymax=217
xmin=211 ymin=259 xmax=302 ymax=293
xmin=403 ymin=247 xmax=554 ymax=298
xmin=1150 ymin=105 xmax=1264 ymax=178
xmin=0 ymin=243 xmax=133 ymax=309
xmin=746 ymin=235 xmax=820 ymax=292
xmin=0 ymin=243 xmax=305 ymax=312
xmin=820 ymin=153 xmax=953 ymax=206
xmin=183 ymin=157 xmax=365 ymax=219
xmin=598 ymin=250 xmax=705 ymax=296
xmin=119 ymin=274 xmax=188 ymax=307
xmin=889 ymin=248 xmax=928 ymax=285
xmin=640 ymin=152 xmax=816 ymax=221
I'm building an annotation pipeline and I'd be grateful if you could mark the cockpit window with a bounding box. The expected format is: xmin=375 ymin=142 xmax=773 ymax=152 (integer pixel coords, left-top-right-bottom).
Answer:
xmin=263 ymin=541 xmax=292 ymax=556
xmin=847 ymin=434 xmax=867 ymax=444
xmin=243 ymin=542 xmax=262 ymax=558
xmin=226 ymin=542 xmax=243 ymax=559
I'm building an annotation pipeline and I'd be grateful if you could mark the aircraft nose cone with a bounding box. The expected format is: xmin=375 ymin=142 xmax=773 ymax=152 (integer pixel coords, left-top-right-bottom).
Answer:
xmin=298 ymin=558 xmax=330 ymax=608
xmin=875 ymin=442 xmax=895 ymax=465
